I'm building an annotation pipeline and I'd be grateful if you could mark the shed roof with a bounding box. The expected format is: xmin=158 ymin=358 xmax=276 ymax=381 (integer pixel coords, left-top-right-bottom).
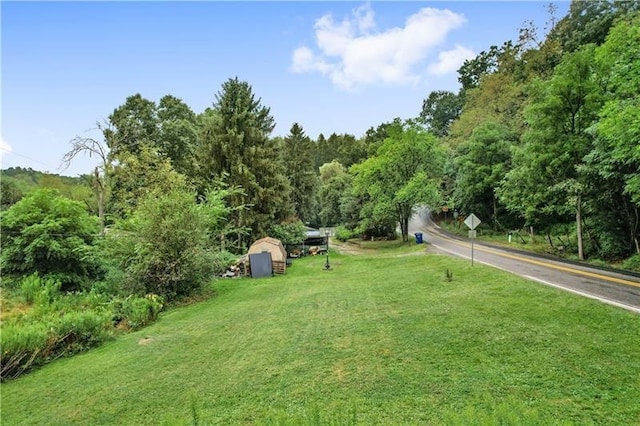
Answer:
xmin=248 ymin=236 xmax=287 ymax=261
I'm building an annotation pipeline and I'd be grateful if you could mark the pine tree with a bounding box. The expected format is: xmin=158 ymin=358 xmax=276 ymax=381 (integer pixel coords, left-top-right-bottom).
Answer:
xmin=197 ymin=77 xmax=293 ymax=250
xmin=282 ymin=123 xmax=318 ymax=222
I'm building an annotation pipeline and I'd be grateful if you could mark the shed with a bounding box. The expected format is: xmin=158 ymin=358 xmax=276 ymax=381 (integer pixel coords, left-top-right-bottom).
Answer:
xmin=248 ymin=236 xmax=287 ymax=274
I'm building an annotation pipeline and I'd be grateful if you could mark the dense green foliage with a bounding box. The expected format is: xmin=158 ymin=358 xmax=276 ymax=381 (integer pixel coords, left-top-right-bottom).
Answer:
xmin=0 ymin=189 xmax=103 ymax=290
xmin=197 ymin=78 xmax=294 ymax=249
xmin=0 ymin=274 xmax=163 ymax=381
xmin=446 ymin=4 xmax=640 ymax=261
xmin=102 ymin=186 xmax=231 ymax=300
xmin=268 ymin=220 xmax=307 ymax=246
xmin=281 ymin=123 xmax=318 ymax=223
xmin=352 ymin=122 xmax=445 ymax=241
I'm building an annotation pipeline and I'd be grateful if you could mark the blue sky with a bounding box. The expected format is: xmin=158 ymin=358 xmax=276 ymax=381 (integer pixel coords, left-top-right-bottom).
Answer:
xmin=1 ymin=1 xmax=569 ymax=177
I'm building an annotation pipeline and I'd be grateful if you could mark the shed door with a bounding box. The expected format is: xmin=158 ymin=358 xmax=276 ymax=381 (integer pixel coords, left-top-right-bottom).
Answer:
xmin=249 ymin=252 xmax=272 ymax=278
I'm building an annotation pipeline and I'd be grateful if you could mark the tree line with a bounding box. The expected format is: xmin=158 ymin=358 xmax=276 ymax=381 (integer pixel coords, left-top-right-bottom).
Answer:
xmin=2 ymin=1 xmax=640 ymax=301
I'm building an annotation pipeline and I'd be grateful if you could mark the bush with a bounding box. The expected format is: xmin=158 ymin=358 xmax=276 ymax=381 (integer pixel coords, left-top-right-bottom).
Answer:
xmin=0 ymin=321 xmax=50 ymax=380
xmin=102 ymin=186 xmax=231 ymax=301
xmin=622 ymin=254 xmax=640 ymax=272
xmin=0 ymin=188 xmax=103 ymax=291
xmin=269 ymin=221 xmax=306 ymax=245
xmin=20 ymin=273 xmax=61 ymax=306
xmin=210 ymin=250 xmax=239 ymax=276
xmin=49 ymin=310 xmax=113 ymax=355
xmin=335 ymin=225 xmax=356 ymax=242
xmin=110 ymin=294 xmax=164 ymax=330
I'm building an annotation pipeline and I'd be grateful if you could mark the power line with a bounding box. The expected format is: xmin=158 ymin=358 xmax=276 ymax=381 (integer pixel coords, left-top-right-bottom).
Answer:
xmin=1 ymin=149 xmax=58 ymax=170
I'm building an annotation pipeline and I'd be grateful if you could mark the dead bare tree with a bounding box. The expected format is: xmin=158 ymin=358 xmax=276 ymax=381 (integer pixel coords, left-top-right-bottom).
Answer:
xmin=61 ymin=122 xmax=113 ymax=232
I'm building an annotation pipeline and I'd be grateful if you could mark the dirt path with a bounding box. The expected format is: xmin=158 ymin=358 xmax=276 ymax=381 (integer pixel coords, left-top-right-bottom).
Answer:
xmin=329 ymin=238 xmax=366 ymax=255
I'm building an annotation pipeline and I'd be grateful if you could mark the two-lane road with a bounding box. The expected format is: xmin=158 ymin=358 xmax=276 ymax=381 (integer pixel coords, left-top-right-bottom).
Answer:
xmin=409 ymin=208 xmax=640 ymax=314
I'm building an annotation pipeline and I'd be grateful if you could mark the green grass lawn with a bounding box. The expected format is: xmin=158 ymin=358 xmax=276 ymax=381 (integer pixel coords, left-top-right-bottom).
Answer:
xmin=2 ymin=249 xmax=639 ymax=425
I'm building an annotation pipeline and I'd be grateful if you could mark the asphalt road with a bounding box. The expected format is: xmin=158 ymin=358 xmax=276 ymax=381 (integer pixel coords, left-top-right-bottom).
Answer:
xmin=409 ymin=207 xmax=640 ymax=314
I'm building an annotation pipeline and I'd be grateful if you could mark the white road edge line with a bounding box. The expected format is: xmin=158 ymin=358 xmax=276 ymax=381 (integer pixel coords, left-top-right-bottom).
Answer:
xmin=431 ymin=243 xmax=640 ymax=315
xmin=524 ymin=275 xmax=640 ymax=314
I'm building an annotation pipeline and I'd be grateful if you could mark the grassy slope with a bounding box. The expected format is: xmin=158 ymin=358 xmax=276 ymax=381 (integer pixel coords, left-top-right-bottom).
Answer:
xmin=2 ymin=248 xmax=639 ymax=425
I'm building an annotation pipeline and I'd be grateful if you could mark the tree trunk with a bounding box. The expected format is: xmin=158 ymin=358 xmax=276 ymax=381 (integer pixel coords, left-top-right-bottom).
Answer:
xmin=493 ymin=195 xmax=498 ymax=230
xmin=400 ymin=217 xmax=409 ymax=242
xmin=576 ymin=195 xmax=584 ymax=260
xmin=93 ymin=167 xmax=105 ymax=233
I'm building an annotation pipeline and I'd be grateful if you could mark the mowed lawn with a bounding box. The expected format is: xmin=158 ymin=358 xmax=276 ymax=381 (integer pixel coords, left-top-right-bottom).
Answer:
xmin=2 ymin=247 xmax=639 ymax=425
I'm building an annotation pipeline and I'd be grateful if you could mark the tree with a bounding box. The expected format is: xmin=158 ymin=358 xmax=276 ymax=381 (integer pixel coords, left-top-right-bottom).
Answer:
xmin=109 ymin=145 xmax=187 ymax=218
xmin=0 ymin=188 xmax=102 ymax=290
xmin=453 ymin=122 xmax=516 ymax=229
xmin=318 ymin=161 xmax=352 ymax=227
xmin=197 ymin=77 xmax=293 ymax=249
xmin=549 ymin=1 xmax=639 ymax=54
xmin=102 ymin=185 xmax=232 ymax=301
xmin=156 ymin=95 xmax=199 ymax=177
xmin=62 ymin=122 xmax=113 ymax=231
xmin=319 ymin=160 xmax=346 ymax=184
xmin=0 ymin=176 xmax=23 ymax=210
xmin=447 ymin=71 xmax=526 ymax=149
xmin=457 ymin=41 xmax=520 ymax=93
xmin=104 ymin=93 xmax=159 ymax=157
xmin=593 ymin=12 xmax=640 ymax=204
xmin=313 ymin=133 xmax=328 ymax=170
xmin=351 ymin=123 xmax=445 ymax=242
xmin=335 ymin=133 xmax=367 ymax=167
xmin=419 ymin=90 xmax=463 ymax=137
xmin=499 ymin=45 xmax=602 ymax=259
xmin=362 ymin=118 xmax=403 ymax=157
xmin=589 ymin=12 xmax=640 ymax=255
xmin=281 ymin=123 xmax=319 ymax=222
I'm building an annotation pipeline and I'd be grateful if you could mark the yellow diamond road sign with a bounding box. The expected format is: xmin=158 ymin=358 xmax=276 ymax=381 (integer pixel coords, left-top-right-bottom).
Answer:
xmin=464 ymin=213 xmax=481 ymax=230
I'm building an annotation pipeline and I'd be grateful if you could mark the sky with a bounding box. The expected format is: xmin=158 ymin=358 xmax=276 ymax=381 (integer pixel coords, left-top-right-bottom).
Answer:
xmin=1 ymin=1 xmax=569 ymax=177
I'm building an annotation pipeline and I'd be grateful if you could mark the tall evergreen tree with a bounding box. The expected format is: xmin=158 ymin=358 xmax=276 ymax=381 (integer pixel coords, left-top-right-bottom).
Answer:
xmin=282 ymin=123 xmax=318 ymax=223
xmin=197 ymin=77 xmax=293 ymax=250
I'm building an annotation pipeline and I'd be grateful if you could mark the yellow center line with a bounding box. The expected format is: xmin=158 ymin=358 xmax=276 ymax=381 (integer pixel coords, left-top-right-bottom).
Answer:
xmin=429 ymin=228 xmax=640 ymax=288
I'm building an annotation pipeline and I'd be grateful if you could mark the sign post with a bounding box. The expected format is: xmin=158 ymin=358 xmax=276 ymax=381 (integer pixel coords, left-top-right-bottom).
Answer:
xmin=463 ymin=213 xmax=481 ymax=266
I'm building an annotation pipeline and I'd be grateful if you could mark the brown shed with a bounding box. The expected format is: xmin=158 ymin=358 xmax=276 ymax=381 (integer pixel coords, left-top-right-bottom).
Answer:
xmin=248 ymin=237 xmax=287 ymax=274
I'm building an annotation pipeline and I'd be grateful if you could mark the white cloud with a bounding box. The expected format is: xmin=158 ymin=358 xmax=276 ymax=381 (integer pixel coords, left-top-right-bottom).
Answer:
xmin=291 ymin=3 xmax=470 ymax=90
xmin=427 ymin=45 xmax=476 ymax=76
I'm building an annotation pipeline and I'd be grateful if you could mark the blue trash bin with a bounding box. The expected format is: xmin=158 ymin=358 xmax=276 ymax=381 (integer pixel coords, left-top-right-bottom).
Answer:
xmin=415 ymin=232 xmax=423 ymax=244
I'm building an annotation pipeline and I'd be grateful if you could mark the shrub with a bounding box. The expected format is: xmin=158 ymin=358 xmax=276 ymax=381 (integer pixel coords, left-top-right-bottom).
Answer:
xmin=210 ymin=250 xmax=239 ymax=276
xmin=49 ymin=310 xmax=113 ymax=355
xmin=622 ymin=254 xmax=640 ymax=272
xmin=269 ymin=221 xmax=306 ymax=245
xmin=0 ymin=188 xmax=103 ymax=291
xmin=111 ymin=294 xmax=164 ymax=330
xmin=20 ymin=273 xmax=61 ymax=306
xmin=0 ymin=321 xmax=50 ymax=380
xmin=102 ymin=187 xmax=230 ymax=301
xmin=335 ymin=225 xmax=356 ymax=242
